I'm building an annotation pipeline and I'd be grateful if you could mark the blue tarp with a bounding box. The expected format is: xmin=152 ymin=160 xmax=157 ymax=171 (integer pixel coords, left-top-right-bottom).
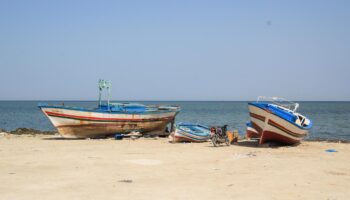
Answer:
xmin=99 ymin=103 xmax=146 ymax=113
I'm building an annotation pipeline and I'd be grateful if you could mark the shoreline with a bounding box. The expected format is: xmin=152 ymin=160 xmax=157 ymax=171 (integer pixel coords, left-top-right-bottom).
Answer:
xmin=1 ymin=128 xmax=350 ymax=143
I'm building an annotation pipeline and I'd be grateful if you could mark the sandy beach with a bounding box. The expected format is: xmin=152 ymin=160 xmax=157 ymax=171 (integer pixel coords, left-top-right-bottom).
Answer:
xmin=1 ymin=134 xmax=349 ymax=200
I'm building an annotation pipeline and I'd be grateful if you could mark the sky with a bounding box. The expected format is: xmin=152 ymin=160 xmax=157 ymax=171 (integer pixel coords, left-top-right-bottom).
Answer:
xmin=0 ymin=0 xmax=349 ymax=101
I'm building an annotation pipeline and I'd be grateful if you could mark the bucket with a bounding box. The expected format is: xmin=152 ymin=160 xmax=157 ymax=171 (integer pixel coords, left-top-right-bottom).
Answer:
xmin=227 ymin=131 xmax=234 ymax=143
xmin=227 ymin=130 xmax=239 ymax=143
xmin=233 ymin=130 xmax=239 ymax=142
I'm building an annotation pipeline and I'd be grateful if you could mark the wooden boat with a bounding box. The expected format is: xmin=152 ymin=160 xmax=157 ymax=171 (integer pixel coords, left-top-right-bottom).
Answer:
xmin=38 ymin=80 xmax=180 ymax=138
xmin=247 ymin=97 xmax=312 ymax=145
xmin=172 ymin=123 xmax=211 ymax=142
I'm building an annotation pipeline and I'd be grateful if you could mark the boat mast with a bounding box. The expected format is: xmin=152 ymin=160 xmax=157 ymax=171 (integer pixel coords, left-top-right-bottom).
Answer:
xmin=107 ymin=84 xmax=110 ymax=110
xmin=98 ymin=85 xmax=102 ymax=107
xmin=98 ymin=79 xmax=112 ymax=110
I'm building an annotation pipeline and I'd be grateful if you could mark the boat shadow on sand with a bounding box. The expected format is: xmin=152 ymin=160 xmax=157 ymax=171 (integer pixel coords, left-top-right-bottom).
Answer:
xmin=203 ymin=139 xmax=301 ymax=148
xmin=233 ymin=139 xmax=301 ymax=148
xmin=41 ymin=134 xmax=167 ymax=140
xmin=42 ymin=137 xmax=84 ymax=140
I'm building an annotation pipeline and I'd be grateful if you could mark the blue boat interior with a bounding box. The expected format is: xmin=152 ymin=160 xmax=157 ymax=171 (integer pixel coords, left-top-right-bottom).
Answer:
xmin=97 ymin=103 xmax=147 ymax=113
xmin=177 ymin=123 xmax=210 ymax=136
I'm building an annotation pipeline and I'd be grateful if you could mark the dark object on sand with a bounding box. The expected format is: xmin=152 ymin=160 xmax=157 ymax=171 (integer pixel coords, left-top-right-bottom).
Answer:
xmin=118 ymin=179 xmax=133 ymax=183
xmin=10 ymin=128 xmax=55 ymax=135
xmin=114 ymin=133 xmax=124 ymax=140
xmin=210 ymin=125 xmax=230 ymax=147
xmin=325 ymin=149 xmax=337 ymax=153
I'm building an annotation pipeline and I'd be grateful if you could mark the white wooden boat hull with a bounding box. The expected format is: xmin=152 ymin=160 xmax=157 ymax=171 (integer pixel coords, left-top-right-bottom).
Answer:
xmin=40 ymin=107 xmax=178 ymax=138
xmin=248 ymin=104 xmax=309 ymax=144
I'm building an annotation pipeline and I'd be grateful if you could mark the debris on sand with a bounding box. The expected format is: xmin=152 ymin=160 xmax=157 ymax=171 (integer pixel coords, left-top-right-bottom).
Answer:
xmin=325 ymin=149 xmax=337 ymax=153
xmin=232 ymin=152 xmax=257 ymax=160
xmin=246 ymin=152 xmax=257 ymax=157
xmin=9 ymin=128 xmax=56 ymax=135
xmin=118 ymin=179 xmax=133 ymax=183
xmin=125 ymin=131 xmax=142 ymax=140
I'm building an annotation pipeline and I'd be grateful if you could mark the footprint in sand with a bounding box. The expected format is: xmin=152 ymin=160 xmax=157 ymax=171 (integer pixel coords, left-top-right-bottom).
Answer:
xmin=126 ymin=159 xmax=162 ymax=166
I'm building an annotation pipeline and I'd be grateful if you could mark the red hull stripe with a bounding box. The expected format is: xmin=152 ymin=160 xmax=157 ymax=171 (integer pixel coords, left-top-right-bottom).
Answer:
xmin=249 ymin=112 xmax=265 ymax=122
xmin=246 ymin=130 xmax=260 ymax=138
xmin=56 ymin=123 xmax=156 ymax=128
xmin=45 ymin=111 xmax=172 ymax=122
xmin=251 ymin=121 xmax=263 ymax=135
xmin=250 ymin=120 xmax=305 ymax=144
xmin=267 ymin=119 xmax=306 ymax=138
xmin=261 ymin=131 xmax=299 ymax=145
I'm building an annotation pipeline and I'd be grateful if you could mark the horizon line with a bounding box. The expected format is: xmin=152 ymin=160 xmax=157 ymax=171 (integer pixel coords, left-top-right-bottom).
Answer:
xmin=0 ymin=99 xmax=350 ymax=102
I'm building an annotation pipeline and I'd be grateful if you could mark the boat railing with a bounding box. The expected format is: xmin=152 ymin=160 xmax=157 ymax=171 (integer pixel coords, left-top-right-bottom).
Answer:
xmin=257 ymin=96 xmax=299 ymax=112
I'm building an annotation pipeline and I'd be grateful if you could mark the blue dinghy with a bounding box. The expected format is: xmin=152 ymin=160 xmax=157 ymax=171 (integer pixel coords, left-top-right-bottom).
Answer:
xmin=173 ymin=122 xmax=211 ymax=142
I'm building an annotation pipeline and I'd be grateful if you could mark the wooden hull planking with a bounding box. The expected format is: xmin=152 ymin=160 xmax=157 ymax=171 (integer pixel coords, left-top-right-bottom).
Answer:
xmin=248 ymin=104 xmax=309 ymax=145
xmin=41 ymin=107 xmax=178 ymax=138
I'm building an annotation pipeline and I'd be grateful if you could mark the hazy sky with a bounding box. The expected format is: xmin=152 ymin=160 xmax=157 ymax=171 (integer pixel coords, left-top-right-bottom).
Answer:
xmin=0 ymin=0 xmax=349 ymax=101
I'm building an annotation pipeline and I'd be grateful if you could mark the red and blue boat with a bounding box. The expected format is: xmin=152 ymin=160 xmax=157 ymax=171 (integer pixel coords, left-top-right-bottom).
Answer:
xmin=247 ymin=97 xmax=312 ymax=145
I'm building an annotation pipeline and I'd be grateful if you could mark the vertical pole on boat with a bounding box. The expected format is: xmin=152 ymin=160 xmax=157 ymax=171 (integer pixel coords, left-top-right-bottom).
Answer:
xmin=107 ymin=85 xmax=110 ymax=111
xmin=98 ymin=80 xmax=102 ymax=107
xmin=98 ymin=79 xmax=111 ymax=110
xmin=99 ymin=91 xmax=101 ymax=106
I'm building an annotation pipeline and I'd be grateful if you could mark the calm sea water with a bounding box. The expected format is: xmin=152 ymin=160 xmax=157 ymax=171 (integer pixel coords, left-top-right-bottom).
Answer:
xmin=0 ymin=101 xmax=349 ymax=140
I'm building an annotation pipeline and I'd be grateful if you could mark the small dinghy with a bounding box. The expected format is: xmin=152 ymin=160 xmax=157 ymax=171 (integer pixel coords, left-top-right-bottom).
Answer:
xmin=172 ymin=123 xmax=211 ymax=142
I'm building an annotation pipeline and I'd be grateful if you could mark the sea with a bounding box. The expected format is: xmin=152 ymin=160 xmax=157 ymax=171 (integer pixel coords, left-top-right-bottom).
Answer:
xmin=0 ymin=101 xmax=349 ymax=141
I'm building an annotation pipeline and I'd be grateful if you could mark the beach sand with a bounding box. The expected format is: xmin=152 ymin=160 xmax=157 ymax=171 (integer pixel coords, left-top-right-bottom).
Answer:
xmin=1 ymin=134 xmax=349 ymax=200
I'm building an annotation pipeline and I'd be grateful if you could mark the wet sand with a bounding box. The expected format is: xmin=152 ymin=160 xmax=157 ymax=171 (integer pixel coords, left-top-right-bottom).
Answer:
xmin=1 ymin=134 xmax=350 ymax=200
